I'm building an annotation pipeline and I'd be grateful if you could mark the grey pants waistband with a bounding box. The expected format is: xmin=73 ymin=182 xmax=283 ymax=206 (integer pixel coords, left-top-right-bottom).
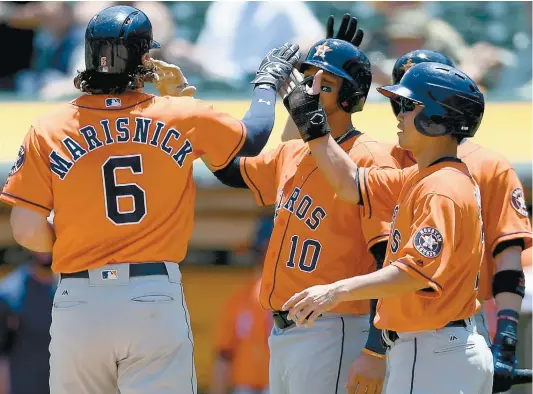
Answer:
xmin=58 ymin=262 xmax=182 ymax=286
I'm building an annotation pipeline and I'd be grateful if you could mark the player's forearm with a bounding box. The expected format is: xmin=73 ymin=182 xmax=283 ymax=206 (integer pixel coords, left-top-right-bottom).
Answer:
xmin=212 ymin=157 xmax=248 ymax=189
xmin=494 ymin=245 xmax=524 ymax=313
xmin=239 ymin=85 xmax=277 ymax=156
xmin=10 ymin=206 xmax=55 ymax=253
xmin=13 ymin=221 xmax=55 ymax=253
xmin=307 ymin=135 xmax=360 ymax=203
xmin=334 ymin=264 xmax=423 ymax=302
xmin=281 ymin=117 xmax=300 ymax=142
xmin=364 ymin=242 xmax=388 ymax=356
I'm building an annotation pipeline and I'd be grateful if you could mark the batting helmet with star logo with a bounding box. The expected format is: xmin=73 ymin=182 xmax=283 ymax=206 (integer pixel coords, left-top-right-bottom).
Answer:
xmin=390 ymin=49 xmax=455 ymax=116
xmin=300 ymin=38 xmax=372 ymax=114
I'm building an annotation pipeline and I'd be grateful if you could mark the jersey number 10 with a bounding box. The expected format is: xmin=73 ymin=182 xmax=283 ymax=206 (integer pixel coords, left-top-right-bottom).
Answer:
xmin=102 ymin=155 xmax=147 ymax=225
xmin=286 ymin=235 xmax=322 ymax=273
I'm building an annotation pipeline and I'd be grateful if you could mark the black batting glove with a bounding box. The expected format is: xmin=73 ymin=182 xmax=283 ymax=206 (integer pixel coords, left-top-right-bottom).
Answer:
xmin=491 ymin=309 xmax=519 ymax=393
xmin=283 ymin=76 xmax=330 ymax=143
xmin=251 ymin=43 xmax=301 ymax=90
xmin=326 ymin=13 xmax=364 ymax=47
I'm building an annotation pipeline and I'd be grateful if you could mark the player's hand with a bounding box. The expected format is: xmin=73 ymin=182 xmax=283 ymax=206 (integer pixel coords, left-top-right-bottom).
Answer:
xmin=281 ymin=70 xmax=331 ymax=143
xmin=251 ymin=43 xmax=301 ymax=90
xmin=150 ymin=58 xmax=197 ymax=97
xmin=491 ymin=310 xmax=519 ymax=393
xmin=346 ymin=352 xmax=385 ymax=394
xmin=492 ymin=346 xmax=517 ymax=393
xmin=326 ymin=13 xmax=364 ymax=47
xmin=282 ymin=282 xmax=342 ymax=327
xmin=279 ymin=69 xmax=303 ymax=99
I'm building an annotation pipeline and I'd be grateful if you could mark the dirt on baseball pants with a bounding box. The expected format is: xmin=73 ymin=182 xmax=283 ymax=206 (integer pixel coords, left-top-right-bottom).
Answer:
xmin=268 ymin=313 xmax=370 ymax=394
xmin=49 ymin=262 xmax=197 ymax=394
xmin=382 ymin=318 xmax=493 ymax=394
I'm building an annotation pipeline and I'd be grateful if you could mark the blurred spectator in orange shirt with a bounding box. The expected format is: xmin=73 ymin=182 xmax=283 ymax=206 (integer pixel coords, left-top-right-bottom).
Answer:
xmin=209 ymin=215 xmax=274 ymax=394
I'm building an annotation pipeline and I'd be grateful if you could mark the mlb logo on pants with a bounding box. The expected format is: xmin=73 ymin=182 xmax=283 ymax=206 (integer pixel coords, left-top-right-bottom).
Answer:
xmin=102 ymin=270 xmax=118 ymax=280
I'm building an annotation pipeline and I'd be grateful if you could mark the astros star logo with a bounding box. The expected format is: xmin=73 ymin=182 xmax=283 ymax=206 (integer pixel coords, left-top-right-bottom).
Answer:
xmin=421 ymin=234 xmax=437 ymax=250
xmin=511 ymin=188 xmax=529 ymax=216
xmin=401 ymin=58 xmax=415 ymax=72
xmin=313 ymin=43 xmax=332 ymax=59
xmin=414 ymin=227 xmax=443 ymax=258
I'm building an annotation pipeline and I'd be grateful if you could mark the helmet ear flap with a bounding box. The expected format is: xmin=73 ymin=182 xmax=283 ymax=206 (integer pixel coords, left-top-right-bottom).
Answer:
xmin=338 ymin=80 xmax=365 ymax=113
xmin=414 ymin=111 xmax=449 ymax=137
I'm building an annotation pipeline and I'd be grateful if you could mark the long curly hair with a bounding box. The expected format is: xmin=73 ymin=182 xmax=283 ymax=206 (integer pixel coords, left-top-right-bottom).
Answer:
xmin=73 ymin=64 xmax=157 ymax=95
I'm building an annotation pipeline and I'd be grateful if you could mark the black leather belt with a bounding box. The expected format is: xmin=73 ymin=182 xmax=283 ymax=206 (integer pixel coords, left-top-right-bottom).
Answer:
xmin=272 ymin=310 xmax=322 ymax=329
xmin=384 ymin=318 xmax=470 ymax=346
xmin=60 ymin=262 xmax=168 ymax=280
xmin=273 ymin=310 xmax=296 ymax=329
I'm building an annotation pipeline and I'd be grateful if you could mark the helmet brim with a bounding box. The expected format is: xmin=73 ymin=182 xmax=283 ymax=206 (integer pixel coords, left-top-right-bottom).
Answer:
xmin=300 ymin=60 xmax=354 ymax=82
xmin=151 ymin=40 xmax=161 ymax=49
xmin=377 ymin=84 xmax=423 ymax=104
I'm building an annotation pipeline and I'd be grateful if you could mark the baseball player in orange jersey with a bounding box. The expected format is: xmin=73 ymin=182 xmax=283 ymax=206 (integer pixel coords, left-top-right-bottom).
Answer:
xmin=175 ymin=16 xmax=399 ymax=394
xmin=387 ymin=50 xmax=532 ymax=394
xmin=0 ymin=5 xmax=300 ymax=394
xmin=277 ymin=16 xmax=402 ymax=393
xmin=282 ymin=62 xmax=494 ymax=393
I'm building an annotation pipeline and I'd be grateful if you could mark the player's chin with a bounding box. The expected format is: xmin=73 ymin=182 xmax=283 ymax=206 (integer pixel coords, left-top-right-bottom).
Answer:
xmin=397 ymin=129 xmax=405 ymax=142
xmin=397 ymin=133 xmax=411 ymax=150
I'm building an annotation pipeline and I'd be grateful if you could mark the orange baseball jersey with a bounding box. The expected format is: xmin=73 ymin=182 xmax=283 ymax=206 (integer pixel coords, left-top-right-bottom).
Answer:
xmin=0 ymin=92 xmax=246 ymax=273
xmin=214 ymin=279 xmax=271 ymax=390
xmin=357 ymin=159 xmax=484 ymax=332
xmin=390 ymin=141 xmax=532 ymax=300
xmin=240 ymin=131 xmax=398 ymax=314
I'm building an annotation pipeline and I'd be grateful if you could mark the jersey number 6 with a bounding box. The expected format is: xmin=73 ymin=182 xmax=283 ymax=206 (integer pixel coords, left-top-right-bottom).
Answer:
xmin=102 ymin=155 xmax=147 ymax=225
xmin=286 ymin=235 xmax=322 ymax=273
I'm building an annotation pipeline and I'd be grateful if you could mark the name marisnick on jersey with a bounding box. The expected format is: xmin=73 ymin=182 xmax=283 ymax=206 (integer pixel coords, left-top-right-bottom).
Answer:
xmin=48 ymin=117 xmax=194 ymax=179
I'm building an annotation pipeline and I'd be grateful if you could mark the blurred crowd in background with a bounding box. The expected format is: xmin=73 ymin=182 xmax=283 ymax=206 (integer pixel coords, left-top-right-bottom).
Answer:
xmin=0 ymin=1 xmax=531 ymax=101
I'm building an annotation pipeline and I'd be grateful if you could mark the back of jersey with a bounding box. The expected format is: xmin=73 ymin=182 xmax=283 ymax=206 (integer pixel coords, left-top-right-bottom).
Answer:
xmin=1 ymin=92 xmax=245 ymax=273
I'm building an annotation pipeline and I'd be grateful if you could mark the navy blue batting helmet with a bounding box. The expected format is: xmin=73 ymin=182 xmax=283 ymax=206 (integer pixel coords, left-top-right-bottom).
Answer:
xmin=390 ymin=50 xmax=455 ymax=116
xmin=300 ymin=39 xmax=372 ymax=114
xmin=85 ymin=5 xmax=160 ymax=74
xmin=378 ymin=62 xmax=485 ymax=139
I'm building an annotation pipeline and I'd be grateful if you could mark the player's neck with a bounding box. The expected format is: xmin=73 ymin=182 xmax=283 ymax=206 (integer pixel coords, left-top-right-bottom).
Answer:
xmin=413 ymin=139 xmax=458 ymax=171
xmin=329 ymin=112 xmax=353 ymax=140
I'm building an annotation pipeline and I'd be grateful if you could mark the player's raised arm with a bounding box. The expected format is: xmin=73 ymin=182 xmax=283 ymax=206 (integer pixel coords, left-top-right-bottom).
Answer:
xmin=151 ymin=43 xmax=300 ymax=171
xmin=283 ymin=71 xmax=361 ymax=203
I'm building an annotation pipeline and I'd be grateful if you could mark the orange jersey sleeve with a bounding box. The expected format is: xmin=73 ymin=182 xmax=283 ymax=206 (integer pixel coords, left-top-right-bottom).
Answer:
xmin=184 ymin=99 xmax=246 ymax=170
xmin=356 ymin=166 xmax=405 ymax=221
xmin=349 ymin=140 xmax=400 ymax=249
xmin=391 ymin=193 xmax=461 ymax=297
xmin=483 ymin=168 xmax=532 ymax=254
xmin=0 ymin=127 xmax=53 ymax=215
xmin=240 ymin=143 xmax=290 ymax=207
